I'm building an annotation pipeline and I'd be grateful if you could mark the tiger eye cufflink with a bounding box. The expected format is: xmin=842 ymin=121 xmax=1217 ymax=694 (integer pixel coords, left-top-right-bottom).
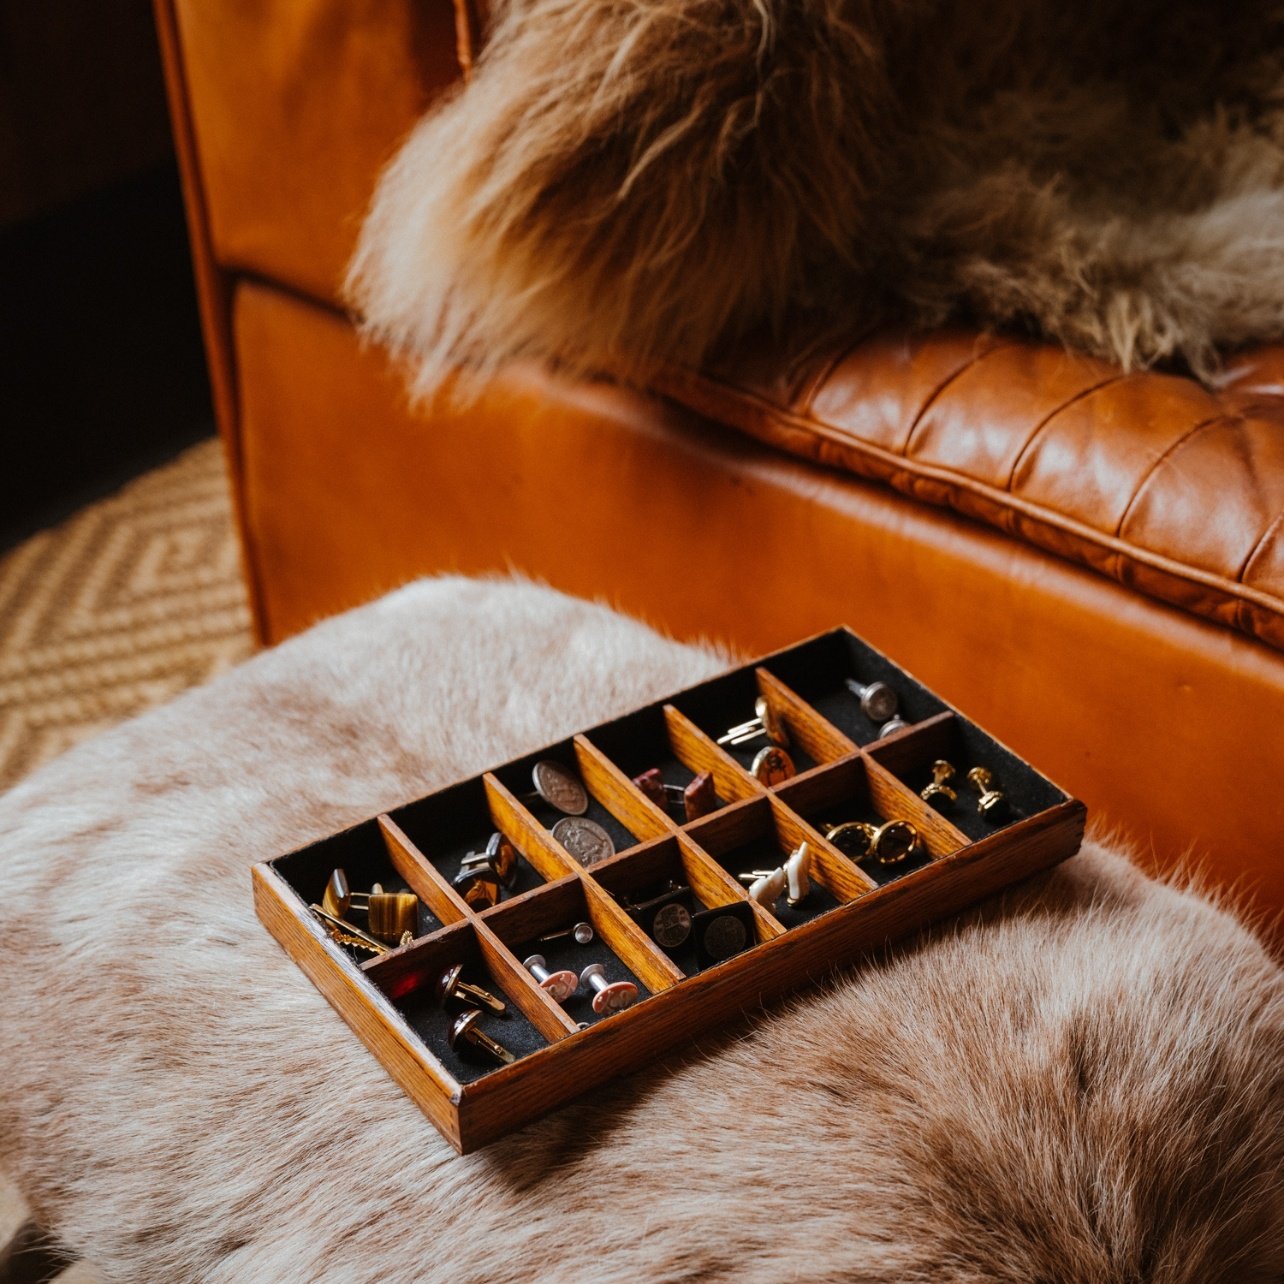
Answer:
xmin=453 ymin=866 xmax=502 ymax=910
xmin=322 ymin=869 xmax=420 ymax=943
xmin=459 ymin=832 xmax=520 ymax=888
xmin=717 ymin=697 xmax=789 ymax=749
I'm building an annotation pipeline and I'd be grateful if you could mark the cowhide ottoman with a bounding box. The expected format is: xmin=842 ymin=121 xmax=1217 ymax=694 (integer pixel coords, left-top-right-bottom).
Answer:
xmin=1 ymin=578 xmax=1280 ymax=1282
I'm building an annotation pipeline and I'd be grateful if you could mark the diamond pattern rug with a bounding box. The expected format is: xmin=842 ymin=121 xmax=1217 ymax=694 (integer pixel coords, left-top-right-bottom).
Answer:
xmin=0 ymin=436 xmax=254 ymax=791
xmin=0 ymin=437 xmax=253 ymax=1277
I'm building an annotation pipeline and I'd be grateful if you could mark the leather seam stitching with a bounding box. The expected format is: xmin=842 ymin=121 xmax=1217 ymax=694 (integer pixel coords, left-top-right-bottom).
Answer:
xmin=1113 ymin=413 xmax=1227 ymax=539
xmin=1237 ymin=509 xmax=1284 ymax=587
xmin=1003 ymin=373 xmax=1131 ymax=492
xmin=903 ymin=338 xmax=1009 ymax=458
xmin=662 ymin=371 xmax=1284 ymax=618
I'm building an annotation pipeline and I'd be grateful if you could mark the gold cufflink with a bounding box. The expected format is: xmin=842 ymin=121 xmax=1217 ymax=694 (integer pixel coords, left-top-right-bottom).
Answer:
xmin=751 ymin=746 xmax=795 ymax=785
xmin=822 ymin=819 xmax=920 ymax=865
xmin=967 ymin=767 xmax=1007 ymax=820
xmin=448 ymin=1009 xmax=515 ymax=1066
xmin=717 ymin=697 xmax=789 ymax=749
xmin=921 ymin=760 xmax=957 ymax=809
xmin=435 ymin=962 xmax=507 ymax=1014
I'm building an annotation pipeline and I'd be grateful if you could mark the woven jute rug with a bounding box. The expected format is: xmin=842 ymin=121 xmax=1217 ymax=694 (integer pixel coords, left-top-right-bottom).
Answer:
xmin=0 ymin=438 xmax=254 ymax=794
xmin=0 ymin=437 xmax=252 ymax=1282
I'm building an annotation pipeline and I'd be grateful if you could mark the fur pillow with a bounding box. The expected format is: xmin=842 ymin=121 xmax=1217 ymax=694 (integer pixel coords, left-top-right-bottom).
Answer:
xmin=1 ymin=578 xmax=1281 ymax=1280
xmin=347 ymin=0 xmax=1284 ymax=393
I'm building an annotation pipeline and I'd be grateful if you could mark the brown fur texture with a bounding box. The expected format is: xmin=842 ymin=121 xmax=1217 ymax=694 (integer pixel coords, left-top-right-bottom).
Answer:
xmin=1 ymin=578 xmax=1281 ymax=1280
xmin=348 ymin=0 xmax=1284 ymax=393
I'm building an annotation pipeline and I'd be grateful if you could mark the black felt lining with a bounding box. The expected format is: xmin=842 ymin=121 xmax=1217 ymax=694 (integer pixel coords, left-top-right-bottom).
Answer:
xmin=269 ymin=820 xmax=442 ymax=956
xmin=763 ymin=632 xmax=948 ymax=747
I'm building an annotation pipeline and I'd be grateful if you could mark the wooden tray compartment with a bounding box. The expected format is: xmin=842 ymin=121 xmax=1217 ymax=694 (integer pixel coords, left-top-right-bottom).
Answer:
xmin=382 ymin=775 xmax=556 ymax=900
xmin=867 ymin=712 xmax=1068 ymax=842
xmin=270 ymin=817 xmax=444 ymax=947
xmin=254 ymin=626 xmax=1087 ymax=1153
xmin=490 ymin=738 xmax=650 ymax=859
xmin=669 ymin=664 xmax=848 ymax=776
xmin=759 ymin=629 xmax=950 ymax=747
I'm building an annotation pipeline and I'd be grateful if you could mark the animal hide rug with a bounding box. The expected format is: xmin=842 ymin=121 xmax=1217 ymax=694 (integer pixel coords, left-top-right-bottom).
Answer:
xmin=0 ymin=578 xmax=1281 ymax=1281
xmin=347 ymin=0 xmax=1284 ymax=393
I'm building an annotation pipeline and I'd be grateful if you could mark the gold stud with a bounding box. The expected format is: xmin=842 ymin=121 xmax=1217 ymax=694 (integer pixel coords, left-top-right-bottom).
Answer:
xmin=967 ymin=767 xmax=1007 ymax=820
xmin=921 ymin=760 xmax=958 ymax=809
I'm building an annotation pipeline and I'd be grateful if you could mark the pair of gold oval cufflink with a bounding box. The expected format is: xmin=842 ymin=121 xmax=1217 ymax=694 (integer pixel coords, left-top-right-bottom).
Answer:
xmin=823 ymin=819 xmax=921 ymax=866
xmin=920 ymin=760 xmax=1007 ymax=820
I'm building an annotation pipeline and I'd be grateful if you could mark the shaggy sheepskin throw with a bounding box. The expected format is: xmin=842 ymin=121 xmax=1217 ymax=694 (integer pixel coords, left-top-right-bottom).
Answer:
xmin=348 ymin=0 xmax=1284 ymax=394
xmin=1 ymin=578 xmax=1281 ymax=1281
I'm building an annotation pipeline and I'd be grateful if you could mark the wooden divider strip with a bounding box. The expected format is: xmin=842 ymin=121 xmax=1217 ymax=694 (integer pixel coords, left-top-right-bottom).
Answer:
xmin=663 ymin=705 xmax=762 ymax=803
xmin=572 ymin=736 xmax=676 ymax=841
xmin=864 ymin=759 xmax=967 ymax=859
xmin=483 ymin=774 xmax=581 ymax=883
xmin=771 ymin=795 xmax=878 ymax=901
xmin=580 ymin=878 xmax=685 ymax=992
xmin=755 ymin=668 xmax=857 ymax=762
xmin=475 ymin=921 xmax=580 ymax=1040
xmin=378 ymin=815 xmax=474 ymax=925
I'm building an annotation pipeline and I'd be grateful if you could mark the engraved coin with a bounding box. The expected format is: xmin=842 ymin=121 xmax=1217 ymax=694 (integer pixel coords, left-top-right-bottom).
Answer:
xmin=551 ymin=816 xmax=615 ymax=866
xmin=651 ymin=901 xmax=693 ymax=949
xmin=702 ymin=912 xmax=748 ymax=961
xmin=531 ymin=760 xmax=589 ymax=815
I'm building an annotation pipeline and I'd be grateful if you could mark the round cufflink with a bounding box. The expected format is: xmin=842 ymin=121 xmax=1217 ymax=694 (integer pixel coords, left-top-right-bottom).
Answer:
xmin=967 ymin=767 xmax=1007 ymax=820
xmin=751 ymin=746 xmax=795 ymax=785
xmin=538 ymin=920 xmax=594 ymax=946
xmin=717 ymin=697 xmax=789 ymax=750
xmin=520 ymin=760 xmax=589 ymax=815
xmin=448 ymin=1009 xmax=515 ymax=1066
xmin=551 ymin=816 xmax=615 ymax=865
xmin=435 ymin=962 xmax=508 ymax=1014
xmin=921 ymin=759 xmax=958 ymax=809
xmin=580 ymin=963 xmax=639 ymax=1014
xmin=523 ymin=954 xmax=579 ymax=1003
xmin=843 ymin=677 xmax=898 ymax=723
xmin=878 ymin=717 xmax=909 ymax=737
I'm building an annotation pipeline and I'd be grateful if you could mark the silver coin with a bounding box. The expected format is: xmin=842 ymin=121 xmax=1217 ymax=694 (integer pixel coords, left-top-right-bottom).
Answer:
xmin=702 ymin=912 xmax=748 ymax=960
xmin=551 ymin=816 xmax=614 ymax=866
xmin=651 ymin=901 xmax=692 ymax=949
xmin=532 ymin=760 xmax=589 ymax=815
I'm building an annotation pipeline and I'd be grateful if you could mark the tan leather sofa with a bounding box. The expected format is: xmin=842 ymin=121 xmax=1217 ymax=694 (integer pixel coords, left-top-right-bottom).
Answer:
xmin=156 ymin=0 xmax=1284 ymax=927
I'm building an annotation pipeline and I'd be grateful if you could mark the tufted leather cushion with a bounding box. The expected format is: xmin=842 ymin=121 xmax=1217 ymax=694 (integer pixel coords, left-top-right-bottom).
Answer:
xmin=662 ymin=336 xmax=1284 ymax=653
